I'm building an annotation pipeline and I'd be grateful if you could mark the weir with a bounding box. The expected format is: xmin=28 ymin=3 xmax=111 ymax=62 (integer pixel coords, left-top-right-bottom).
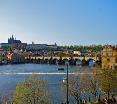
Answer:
xmin=0 ymin=72 xmax=93 ymax=75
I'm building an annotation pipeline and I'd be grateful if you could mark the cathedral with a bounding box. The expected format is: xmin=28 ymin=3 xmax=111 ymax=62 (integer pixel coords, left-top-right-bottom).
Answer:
xmin=8 ymin=35 xmax=21 ymax=44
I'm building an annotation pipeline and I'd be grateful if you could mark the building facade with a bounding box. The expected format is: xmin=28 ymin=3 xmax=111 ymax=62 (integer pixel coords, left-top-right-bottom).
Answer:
xmin=102 ymin=45 xmax=117 ymax=69
xmin=1 ymin=35 xmax=27 ymax=51
xmin=26 ymin=43 xmax=58 ymax=52
xmin=8 ymin=35 xmax=21 ymax=44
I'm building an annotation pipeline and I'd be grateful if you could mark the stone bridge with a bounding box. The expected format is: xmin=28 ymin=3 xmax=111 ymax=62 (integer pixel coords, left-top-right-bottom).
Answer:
xmin=25 ymin=56 xmax=99 ymax=61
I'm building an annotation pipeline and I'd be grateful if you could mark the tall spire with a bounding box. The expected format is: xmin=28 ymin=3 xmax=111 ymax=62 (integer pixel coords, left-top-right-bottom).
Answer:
xmin=12 ymin=34 xmax=14 ymax=39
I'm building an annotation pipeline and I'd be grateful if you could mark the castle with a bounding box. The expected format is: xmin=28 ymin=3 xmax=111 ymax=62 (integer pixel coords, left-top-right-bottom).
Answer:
xmin=8 ymin=35 xmax=21 ymax=44
xmin=102 ymin=45 xmax=117 ymax=69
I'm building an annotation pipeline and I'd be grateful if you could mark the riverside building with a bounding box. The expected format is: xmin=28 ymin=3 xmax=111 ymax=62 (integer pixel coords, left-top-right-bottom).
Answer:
xmin=102 ymin=45 xmax=117 ymax=69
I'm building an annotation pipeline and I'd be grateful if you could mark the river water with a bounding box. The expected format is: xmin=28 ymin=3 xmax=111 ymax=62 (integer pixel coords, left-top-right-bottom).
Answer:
xmin=0 ymin=64 xmax=92 ymax=103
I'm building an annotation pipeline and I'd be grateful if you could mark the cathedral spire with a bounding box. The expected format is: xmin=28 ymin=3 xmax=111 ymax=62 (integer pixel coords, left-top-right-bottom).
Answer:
xmin=12 ymin=35 xmax=14 ymax=39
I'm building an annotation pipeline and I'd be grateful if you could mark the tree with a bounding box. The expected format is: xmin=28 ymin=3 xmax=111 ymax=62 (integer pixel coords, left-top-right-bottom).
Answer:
xmin=13 ymin=75 xmax=51 ymax=104
xmin=96 ymin=68 xmax=117 ymax=100
xmin=62 ymin=72 xmax=93 ymax=104
xmin=62 ymin=69 xmax=102 ymax=104
xmin=68 ymin=75 xmax=83 ymax=104
xmin=79 ymin=69 xmax=99 ymax=103
xmin=62 ymin=74 xmax=84 ymax=104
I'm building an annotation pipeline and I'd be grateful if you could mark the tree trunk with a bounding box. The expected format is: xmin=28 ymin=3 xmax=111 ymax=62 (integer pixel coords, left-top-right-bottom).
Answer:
xmin=107 ymin=91 xmax=110 ymax=100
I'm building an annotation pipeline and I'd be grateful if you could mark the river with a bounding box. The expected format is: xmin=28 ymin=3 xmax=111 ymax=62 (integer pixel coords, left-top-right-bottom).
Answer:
xmin=0 ymin=64 xmax=93 ymax=103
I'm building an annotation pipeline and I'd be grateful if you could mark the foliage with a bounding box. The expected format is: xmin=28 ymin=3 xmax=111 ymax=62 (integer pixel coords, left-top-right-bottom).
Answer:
xmin=60 ymin=45 xmax=103 ymax=52
xmin=62 ymin=68 xmax=117 ymax=103
xmin=0 ymin=55 xmax=5 ymax=61
xmin=96 ymin=68 xmax=117 ymax=99
xmin=1 ymin=45 xmax=12 ymax=51
xmin=62 ymin=69 xmax=99 ymax=104
xmin=13 ymin=75 xmax=51 ymax=104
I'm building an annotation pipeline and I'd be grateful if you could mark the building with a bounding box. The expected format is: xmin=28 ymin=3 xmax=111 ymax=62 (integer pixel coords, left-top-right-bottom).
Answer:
xmin=102 ymin=45 xmax=117 ymax=69
xmin=26 ymin=43 xmax=58 ymax=52
xmin=12 ymin=43 xmax=27 ymax=50
xmin=73 ymin=51 xmax=81 ymax=56
xmin=8 ymin=35 xmax=21 ymax=44
xmin=1 ymin=35 xmax=27 ymax=51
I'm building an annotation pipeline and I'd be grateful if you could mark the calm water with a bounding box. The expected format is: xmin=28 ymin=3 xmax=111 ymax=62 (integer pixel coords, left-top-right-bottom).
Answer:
xmin=0 ymin=64 xmax=92 ymax=103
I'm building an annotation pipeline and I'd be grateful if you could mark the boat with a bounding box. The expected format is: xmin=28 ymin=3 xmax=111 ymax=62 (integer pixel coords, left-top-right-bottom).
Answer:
xmin=58 ymin=68 xmax=64 ymax=70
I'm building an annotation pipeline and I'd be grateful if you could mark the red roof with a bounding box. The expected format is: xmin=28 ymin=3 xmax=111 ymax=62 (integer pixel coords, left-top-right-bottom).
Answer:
xmin=0 ymin=48 xmax=3 ymax=51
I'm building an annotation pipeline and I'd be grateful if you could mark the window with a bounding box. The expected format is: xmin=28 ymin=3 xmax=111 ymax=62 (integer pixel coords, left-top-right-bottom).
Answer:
xmin=116 ymin=57 xmax=117 ymax=63
xmin=107 ymin=58 xmax=110 ymax=62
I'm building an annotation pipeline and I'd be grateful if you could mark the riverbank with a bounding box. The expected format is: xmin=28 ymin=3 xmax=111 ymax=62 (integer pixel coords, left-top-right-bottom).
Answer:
xmin=0 ymin=57 xmax=101 ymax=67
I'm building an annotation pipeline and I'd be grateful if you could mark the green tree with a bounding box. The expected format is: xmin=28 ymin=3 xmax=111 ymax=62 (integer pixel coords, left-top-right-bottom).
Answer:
xmin=97 ymin=68 xmax=117 ymax=100
xmin=13 ymin=75 xmax=51 ymax=104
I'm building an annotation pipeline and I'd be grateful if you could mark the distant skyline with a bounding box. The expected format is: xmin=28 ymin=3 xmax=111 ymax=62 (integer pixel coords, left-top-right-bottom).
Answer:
xmin=0 ymin=0 xmax=117 ymax=45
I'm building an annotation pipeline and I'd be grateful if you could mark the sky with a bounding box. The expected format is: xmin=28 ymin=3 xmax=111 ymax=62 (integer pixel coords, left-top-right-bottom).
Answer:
xmin=0 ymin=0 xmax=117 ymax=45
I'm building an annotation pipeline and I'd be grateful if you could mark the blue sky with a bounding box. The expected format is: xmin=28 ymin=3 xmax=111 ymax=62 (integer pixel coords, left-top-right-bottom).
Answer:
xmin=0 ymin=0 xmax=117 ymax=45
